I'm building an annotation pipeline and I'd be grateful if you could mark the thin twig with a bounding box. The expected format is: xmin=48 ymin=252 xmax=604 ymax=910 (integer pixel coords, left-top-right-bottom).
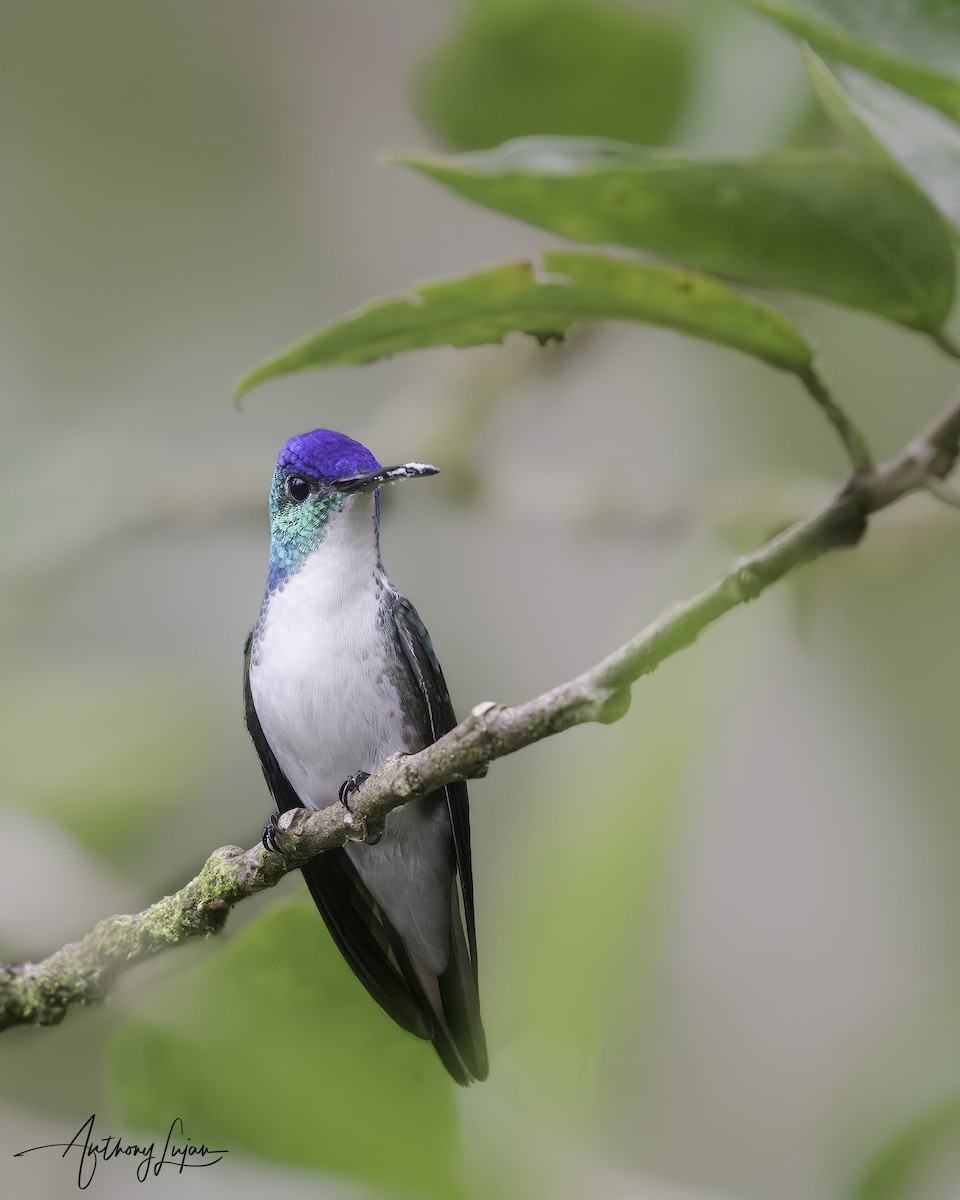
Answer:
xmin=796 ymin=363 xmax=873 ymax=474
xmin=2 ymin=389 xmax=959 ymax=1033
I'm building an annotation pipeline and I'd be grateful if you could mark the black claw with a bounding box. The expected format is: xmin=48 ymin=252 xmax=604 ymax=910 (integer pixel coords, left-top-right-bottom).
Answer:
xmin=338 ymin=771 xmax=370 ymax=810
xmin=262 ymin=810 xmax=282 ymax=853
xmin=338 ymin=772 xmax=381 ymax=844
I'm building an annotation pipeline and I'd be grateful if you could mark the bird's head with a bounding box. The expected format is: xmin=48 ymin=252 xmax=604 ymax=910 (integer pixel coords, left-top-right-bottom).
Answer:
xmin=266 ymin=428 xmax=438 ymax=585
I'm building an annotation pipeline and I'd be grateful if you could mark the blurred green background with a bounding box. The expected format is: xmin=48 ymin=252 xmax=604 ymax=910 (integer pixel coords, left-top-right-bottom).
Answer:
xmin=3 ymin=2 xmax=960 ymax=1199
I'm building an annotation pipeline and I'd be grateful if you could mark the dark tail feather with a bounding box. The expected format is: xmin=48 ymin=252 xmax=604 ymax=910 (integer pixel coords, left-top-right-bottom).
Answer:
xmin=301 ymin=851 xmax=487 ymax=1085
xmin=300 ymin=853 xmax=431 ymax=1040
xmin=404 ymin=954 xmax=475 ymax=1086
xmin=437 ymin=886 xmax=488 ymax=1081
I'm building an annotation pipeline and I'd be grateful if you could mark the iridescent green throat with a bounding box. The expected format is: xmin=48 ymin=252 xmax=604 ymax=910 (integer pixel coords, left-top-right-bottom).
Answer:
xmin=267 ymin=470 xmax=346 ymax=589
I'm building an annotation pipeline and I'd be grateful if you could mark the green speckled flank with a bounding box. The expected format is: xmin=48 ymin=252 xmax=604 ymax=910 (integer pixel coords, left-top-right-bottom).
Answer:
xmin=267 ymin=469 xmax=345 ymax=588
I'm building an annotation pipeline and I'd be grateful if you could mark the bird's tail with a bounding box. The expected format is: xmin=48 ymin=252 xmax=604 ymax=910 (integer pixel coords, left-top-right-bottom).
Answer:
xmin=301 ymin=851 xmax=487 ymax=1084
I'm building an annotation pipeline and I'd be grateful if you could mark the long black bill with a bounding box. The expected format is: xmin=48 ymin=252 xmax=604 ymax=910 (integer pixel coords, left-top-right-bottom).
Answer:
xmin=333 ymin=462 xmax=440 ymax=494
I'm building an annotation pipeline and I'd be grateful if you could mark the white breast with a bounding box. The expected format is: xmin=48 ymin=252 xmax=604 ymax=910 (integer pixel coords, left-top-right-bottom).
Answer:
xmin=249 ymin=496 xmax=414 ymax=808
xmin=249 ymin=495 xmax=453 ymax=974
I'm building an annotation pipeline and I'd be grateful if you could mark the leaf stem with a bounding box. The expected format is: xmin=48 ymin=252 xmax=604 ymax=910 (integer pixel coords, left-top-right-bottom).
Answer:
xmin=796 ymin=363 xmax=873 ymax=474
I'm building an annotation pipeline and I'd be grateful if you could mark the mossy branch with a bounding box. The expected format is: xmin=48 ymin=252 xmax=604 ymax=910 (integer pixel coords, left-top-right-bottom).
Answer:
xmin=2 ymin=386 xmax=959 ymax=1033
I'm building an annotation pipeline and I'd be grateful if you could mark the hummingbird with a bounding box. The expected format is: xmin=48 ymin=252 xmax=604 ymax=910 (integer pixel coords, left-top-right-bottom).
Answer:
xmin=243 ymin=428 xmax=487 ymax=1085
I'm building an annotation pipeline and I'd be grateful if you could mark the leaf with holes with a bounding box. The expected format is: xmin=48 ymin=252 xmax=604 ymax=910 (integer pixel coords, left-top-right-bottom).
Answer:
xmin=235 ymin=251 xmax=813 ymax=398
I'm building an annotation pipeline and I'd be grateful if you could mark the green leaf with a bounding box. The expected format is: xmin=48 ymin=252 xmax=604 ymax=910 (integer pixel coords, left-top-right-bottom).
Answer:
xmin=494 ymin=624 xmax=727 ymax=1108
xmin=807 ymin=50 xmax=960 ymax=236
xmin=855 ymin=1094 xmax=960 ymax=1200
xmin=414 ymin=0 xmax=692 ymax=151
xmin=0 ymin=671 xmax=207 ymax=858
xmin=235 ymin=252 xmax=813 ymax=398
xmin=109 ymin=898 xmax=461 ymax=1196
xmin=539 ymin=250 xmax=813 ymax=369
xmin=395 ymin=137 xmax=956 ymax=334
xmin=738 ymin=0 xmax=960 ymax=119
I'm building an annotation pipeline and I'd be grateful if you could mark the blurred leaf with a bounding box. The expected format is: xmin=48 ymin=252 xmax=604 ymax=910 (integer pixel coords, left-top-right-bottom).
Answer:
xmin=0 ymin=1004 xmax=122 ymax=1116
xmin=493 ymin=638 xmax=719 ymax=1106
xmin=807 ymin=51 xmax=960 ymax=236
xmin=109 ymin=898 xmax=461 ymax=1197
xmin=415 ymin=1 xmax=692 ymax=151
xmin=396 ymin=137 xmax=956 ymax=333
xmin=855 ymin=1094 xmax=960 ymax=1200
xmin=738 ymin=0 xmax=960 ymax=119
xmin=236 ymin=251 xmax=813 ymax=397
xmin=0 ymin=673 xmax=207 ymax=858
xmin=822 ymin=515 xmax=960 ymax=837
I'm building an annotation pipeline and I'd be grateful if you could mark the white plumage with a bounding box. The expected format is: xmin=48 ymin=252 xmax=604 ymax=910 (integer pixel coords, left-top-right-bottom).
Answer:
xmin=249 ymin=493 xmax=452 ymax=974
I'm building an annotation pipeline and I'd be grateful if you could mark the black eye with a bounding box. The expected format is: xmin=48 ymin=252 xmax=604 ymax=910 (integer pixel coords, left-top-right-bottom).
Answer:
xmin=285 ymin=475 xmax=311 ymax=504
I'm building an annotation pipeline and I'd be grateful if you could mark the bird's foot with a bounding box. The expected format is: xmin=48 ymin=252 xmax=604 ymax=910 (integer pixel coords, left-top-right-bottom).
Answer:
xmin=338 ymin=772 xmax=382 ymax=844
xmin=338 ymin=772 xmax=370 ymax=809
xmin=262 ymin=810 xmax=283 ymax=854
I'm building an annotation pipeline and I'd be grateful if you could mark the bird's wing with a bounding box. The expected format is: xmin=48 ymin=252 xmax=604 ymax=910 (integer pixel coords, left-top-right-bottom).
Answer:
xmin=390 ymin=594 xmax=488 ymax=1083
xmin=243 ymin=630 xmax=301 ymax=814
xmin=243 ymin=631 xmax=433 ymax=1044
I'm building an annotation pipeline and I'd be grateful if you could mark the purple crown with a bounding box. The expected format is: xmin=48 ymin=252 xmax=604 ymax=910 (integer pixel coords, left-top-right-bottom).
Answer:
xmin=277 ymin=429 xmax=381 ymax=481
